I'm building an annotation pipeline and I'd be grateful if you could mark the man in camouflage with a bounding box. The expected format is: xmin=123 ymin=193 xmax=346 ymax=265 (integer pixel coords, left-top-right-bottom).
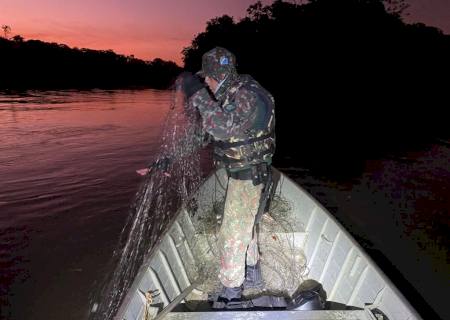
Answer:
xmin=179 ymin=47 xmax=275 ymax=306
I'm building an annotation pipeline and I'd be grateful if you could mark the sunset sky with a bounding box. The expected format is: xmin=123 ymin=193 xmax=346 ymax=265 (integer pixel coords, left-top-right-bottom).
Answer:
xmin=1 ymin=0 xmax=449 ymax=65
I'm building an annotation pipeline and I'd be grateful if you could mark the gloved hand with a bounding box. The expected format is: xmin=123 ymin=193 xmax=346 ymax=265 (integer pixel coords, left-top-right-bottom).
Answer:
xmin=177 ymin=71 xmax=205 ymax=99
xmin=152 ymin=156 xmax=171 ymax=172
xmin=136 ymin=156 xmax=171 ymax=176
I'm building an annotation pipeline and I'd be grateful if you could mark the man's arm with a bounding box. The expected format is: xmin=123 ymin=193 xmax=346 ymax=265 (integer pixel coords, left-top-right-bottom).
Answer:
xmin=191 ymin=88 xmax=258 ymax=140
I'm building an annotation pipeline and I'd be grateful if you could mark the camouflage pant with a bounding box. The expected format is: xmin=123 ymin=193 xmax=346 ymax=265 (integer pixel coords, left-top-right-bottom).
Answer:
xmin=217 ymin=177 xmax=263 ymax=288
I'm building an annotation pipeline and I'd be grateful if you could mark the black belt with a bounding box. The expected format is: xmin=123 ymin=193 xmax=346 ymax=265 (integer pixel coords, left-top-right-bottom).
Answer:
xmin=214 ymin=149 xmax=274 ymax=165
xmin=228 ymin=167 xmax=254 ymax=180
xmin=228 ymin=162 xmax=271 ymax=186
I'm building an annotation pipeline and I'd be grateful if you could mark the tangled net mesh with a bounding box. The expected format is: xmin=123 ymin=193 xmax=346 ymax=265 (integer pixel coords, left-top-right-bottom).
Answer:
xmin=183 ymin=190 xmax=309 ymax=304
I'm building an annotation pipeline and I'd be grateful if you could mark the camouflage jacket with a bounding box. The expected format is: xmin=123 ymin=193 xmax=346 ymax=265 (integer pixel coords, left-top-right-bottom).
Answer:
xmin=190 ymin=74 xmax=275 ymax=171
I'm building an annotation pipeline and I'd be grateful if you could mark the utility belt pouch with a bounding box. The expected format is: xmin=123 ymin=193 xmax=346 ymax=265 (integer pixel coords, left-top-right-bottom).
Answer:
xmin=250 ymin=163 xmax=269 ymax=186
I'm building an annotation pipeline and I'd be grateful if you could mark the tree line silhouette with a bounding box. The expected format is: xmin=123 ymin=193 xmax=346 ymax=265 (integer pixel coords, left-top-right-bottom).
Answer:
xmin=182 ymin=0 xmax=449 ymax=173
xmin=0 ymin=35 xmax=181 ymax=89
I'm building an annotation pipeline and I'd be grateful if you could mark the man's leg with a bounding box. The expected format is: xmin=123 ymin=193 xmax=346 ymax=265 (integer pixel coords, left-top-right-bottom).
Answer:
xmin=217 ymin=178 xmax=263 ymax=289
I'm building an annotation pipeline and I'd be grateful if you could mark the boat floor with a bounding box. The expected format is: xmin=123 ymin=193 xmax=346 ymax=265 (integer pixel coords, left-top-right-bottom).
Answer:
xmin=177 ymin=195 xmax=311 ymax=311
xmin=159 ymin=196 xmax=373 ymax=319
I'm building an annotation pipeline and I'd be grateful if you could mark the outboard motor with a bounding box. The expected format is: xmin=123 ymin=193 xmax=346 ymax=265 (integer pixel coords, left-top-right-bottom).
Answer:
xmin=209 ymin=279 xmax=327 ymax=310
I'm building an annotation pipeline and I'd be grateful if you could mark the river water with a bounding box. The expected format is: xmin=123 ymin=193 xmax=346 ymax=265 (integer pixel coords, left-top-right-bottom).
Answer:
xmin=0 ymin=89 xmax=448 ymax=319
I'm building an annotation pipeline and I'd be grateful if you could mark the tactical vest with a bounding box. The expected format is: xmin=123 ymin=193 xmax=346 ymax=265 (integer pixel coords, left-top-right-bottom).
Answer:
xmin=213 ymin=76 xmax=275 ymax=171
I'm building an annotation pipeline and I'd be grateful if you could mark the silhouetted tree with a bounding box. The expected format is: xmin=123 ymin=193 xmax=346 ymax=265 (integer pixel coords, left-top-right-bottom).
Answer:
xmin=12 ymin=35 xmax=24 ymax=42
xmin=382 ymin=0 xmax=409 ymax=17
xmin=1 ymin=25 xmax=11 ymax=38
xmin=246 ymin=1 xmax=271 ymax=21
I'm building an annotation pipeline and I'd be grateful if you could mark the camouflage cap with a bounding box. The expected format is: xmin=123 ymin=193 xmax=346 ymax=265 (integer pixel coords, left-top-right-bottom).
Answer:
xmin=198 ymin=47 xmax=237 ymax=81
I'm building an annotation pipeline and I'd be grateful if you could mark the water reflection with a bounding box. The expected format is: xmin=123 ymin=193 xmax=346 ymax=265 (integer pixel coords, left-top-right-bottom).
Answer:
xmin=0 ymin=89 xmax=173 ymax=320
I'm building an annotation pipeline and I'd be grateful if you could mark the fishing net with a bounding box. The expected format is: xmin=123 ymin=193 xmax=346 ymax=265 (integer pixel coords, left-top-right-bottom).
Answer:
xmin=90 ymin=87 xmax=208 ymax=319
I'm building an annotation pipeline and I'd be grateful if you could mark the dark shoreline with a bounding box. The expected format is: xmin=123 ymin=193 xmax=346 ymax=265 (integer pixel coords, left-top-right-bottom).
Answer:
xmin=0 ymin=37 xmax=182 ymax=90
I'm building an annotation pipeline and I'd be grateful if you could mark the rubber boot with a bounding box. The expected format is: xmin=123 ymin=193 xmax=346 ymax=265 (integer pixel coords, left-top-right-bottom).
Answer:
xmin=211 ymin=286 xmax=243 ymax=309
xmin=243 ymin=261 xmax=264 ymax=289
